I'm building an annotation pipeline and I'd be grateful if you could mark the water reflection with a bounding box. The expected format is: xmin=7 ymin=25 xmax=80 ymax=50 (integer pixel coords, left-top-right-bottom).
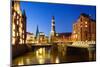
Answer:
xmin=12 ymin=45 xmax=95 ymax=66
xmin=12 ymin=46 xmax=60 ymax=65
xmin=17 ymin=58 xmax=24 ymax=65
xmin=36 ymin=48 xmax=46 ymax=64
xmin=55 ymin=56 xmax=60 ymax=63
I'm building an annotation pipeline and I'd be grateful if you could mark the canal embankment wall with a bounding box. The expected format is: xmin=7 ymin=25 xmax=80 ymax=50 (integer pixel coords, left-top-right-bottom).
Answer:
xmin=67 ymin=46 xmax=89 ymax=61
xmin=12 ymin=44 xmax=30 ymax=59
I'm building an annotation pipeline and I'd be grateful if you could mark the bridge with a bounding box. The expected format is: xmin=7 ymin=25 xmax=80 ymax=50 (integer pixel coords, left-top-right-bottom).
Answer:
xmin=56 ymin=41 xmax=96 ymax=61
xmin=27 ymin=41 xmax=96 ymax=61
xmin=27 ymin=41 xmax=96 ymax=49
xmin=31 ymin=43 xmax=52 ymax=47
xmin=56 ymin=41 xmax=95 ymax=49
xmin=67 ymin=41 xmax=96 ymax=48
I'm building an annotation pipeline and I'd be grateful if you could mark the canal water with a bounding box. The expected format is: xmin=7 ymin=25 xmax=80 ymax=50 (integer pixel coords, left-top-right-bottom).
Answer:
xmin=12 ymin=45 xmax=95 ymax=66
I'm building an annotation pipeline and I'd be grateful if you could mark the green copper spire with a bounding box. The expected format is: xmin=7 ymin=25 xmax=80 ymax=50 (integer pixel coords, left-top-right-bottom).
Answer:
xmin=36 ymin=25 xmax=39 ymax=38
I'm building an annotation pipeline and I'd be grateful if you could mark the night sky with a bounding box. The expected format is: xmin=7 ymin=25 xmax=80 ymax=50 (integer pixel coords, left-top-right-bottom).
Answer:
xmin=20 ymin=1 xmax=96 ymax=36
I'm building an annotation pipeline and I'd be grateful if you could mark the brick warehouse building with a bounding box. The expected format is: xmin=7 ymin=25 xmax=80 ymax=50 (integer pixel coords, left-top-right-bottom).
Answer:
xmin=50 ymin=14 xmax=96 ymax=43
xmin=72 ymin=13 xmax=96 ymax=41
xmin=12 ymin=1 xmax=27 ymax=45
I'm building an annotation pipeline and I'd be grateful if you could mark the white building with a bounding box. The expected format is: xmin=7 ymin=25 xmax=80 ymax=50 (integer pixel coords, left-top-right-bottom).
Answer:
xmin=26 ymin=32 xmax=34 ymax=44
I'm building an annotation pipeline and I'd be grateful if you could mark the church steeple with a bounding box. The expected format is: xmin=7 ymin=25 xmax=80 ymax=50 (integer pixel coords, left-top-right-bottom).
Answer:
xmin=36 ymin=25 xmax=39 ymax=38
xmin=50 ymin=16 xmax=56 ymax=36
xmin=22 ymin=10 xmax=26 ymax=19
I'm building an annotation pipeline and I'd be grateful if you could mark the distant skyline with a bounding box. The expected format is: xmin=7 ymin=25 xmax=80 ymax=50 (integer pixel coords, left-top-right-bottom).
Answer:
xmin=20 ymin=1 xmax=96 ymax=36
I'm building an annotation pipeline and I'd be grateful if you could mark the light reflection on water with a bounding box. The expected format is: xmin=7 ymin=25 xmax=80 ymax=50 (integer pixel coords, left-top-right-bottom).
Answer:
xmin=55 ymin=56 xmax=60 ymax=63
xmin=12 ymin=45 xmax=94 ymax=66
xmin=13 ymin=46 xmax=62 ymax=65
xmin=17 ymin=58 xmax=24 ymax=65
xmin=36 ymin=48 xmax=46 ymax=64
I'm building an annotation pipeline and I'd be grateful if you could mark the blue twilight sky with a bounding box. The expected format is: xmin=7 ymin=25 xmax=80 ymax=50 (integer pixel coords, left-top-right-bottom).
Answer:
xmin=20 ymin=1 xmax=96 ymax=36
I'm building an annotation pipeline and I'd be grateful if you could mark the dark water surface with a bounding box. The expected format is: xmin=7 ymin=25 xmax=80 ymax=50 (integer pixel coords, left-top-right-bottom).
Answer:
xmin=12 ymin=45 xmax=95 ymax=66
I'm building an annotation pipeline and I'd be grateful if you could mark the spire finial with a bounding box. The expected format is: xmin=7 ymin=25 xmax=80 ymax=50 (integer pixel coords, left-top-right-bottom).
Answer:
xmin=36 ymin=25 xmax=39 ymax=37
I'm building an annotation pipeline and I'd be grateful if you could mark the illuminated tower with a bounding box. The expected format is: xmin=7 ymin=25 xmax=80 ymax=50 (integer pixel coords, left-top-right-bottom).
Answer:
xmin=51 ymin=16 xmax=56 ymax=36
xmin=50 ymin=16 xmax=56 ymax=42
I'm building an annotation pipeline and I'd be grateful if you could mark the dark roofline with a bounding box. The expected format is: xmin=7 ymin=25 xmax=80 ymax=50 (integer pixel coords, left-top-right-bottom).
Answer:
xmin=57 ymin=32 xmax=72 ymax=34
xmin=80 ymin=13 xmax=90 ymax=18
xmin=91 ymin=19 xmax=96 ymax=22
xmin=57 ymin=32 xmax=72 ymax=37
xmin=26 ymin=32 xmax=34 ymax=35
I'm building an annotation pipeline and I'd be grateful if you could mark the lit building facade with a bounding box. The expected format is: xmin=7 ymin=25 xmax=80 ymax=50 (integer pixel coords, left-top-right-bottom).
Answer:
xmin=37 ymin=32 xmax=48 ymax=44
xmin=12 ymin=1 xmax=27 ymax=45
xmin=56 ymin=33 xmax=72 ymax=43
xmin=26 ymin=32 xmax=34 ymax=44
xmin=35 ymin=25 xmax=48 ymax=43
xmin=72 ymin=13 xmax=96 ymax=41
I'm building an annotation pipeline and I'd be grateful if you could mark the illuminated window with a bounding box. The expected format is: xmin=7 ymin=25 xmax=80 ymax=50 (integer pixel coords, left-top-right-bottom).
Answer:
xmin=17 ymin=20 xmax=19 ymax=25
xmin=12 ymin=31 xmax=15 ymax=36
xmin=73 ymin=30 xmax=76 ymax=33
xmin=23 ymin=35 xmax=24 ymax=38
xmin=17 ymin=11 xmax=20 ymax=14
xmin=73 ymin=35 xmax=75 ymax=38
xmin=75 ymin=34 xmax=77 ymax=38
xmin=12 ymin=23 xmax=15 ymax=30
xmin=23 ymin=31 xmax=24 ymax=34
xmin=19 ymin=27 xmax=22 ymax=33
xmin=85 ymin=25 xmax=87 ymax=27
xmin=85 ymin=21 xmax=87 ymax=24
xmin=20 ymin=18 xmax=21 ymax=22
xmin=17 ymin=32 xmax=18 ymax=36
xmin=20 ymin=39 xmax=22 ymax=44
xmin=56 ymin=33 xmax=58 ymax=36
xmin=40 ymin=32 xmax=44 ymax=35
xmin=40 ymin=37 xmax=42 ymax=41
xmin=20 ymin=20 xmax=23 ymax=28
xmin=20 ymin=33 xmax=22 ymax=37
xmin=13 ymin=12 xmax=16 ymax=17
xmin=17 ymin=16 xmax=19 ymax=20
xmin=12 ymin=38 xmax=15 ymax=44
